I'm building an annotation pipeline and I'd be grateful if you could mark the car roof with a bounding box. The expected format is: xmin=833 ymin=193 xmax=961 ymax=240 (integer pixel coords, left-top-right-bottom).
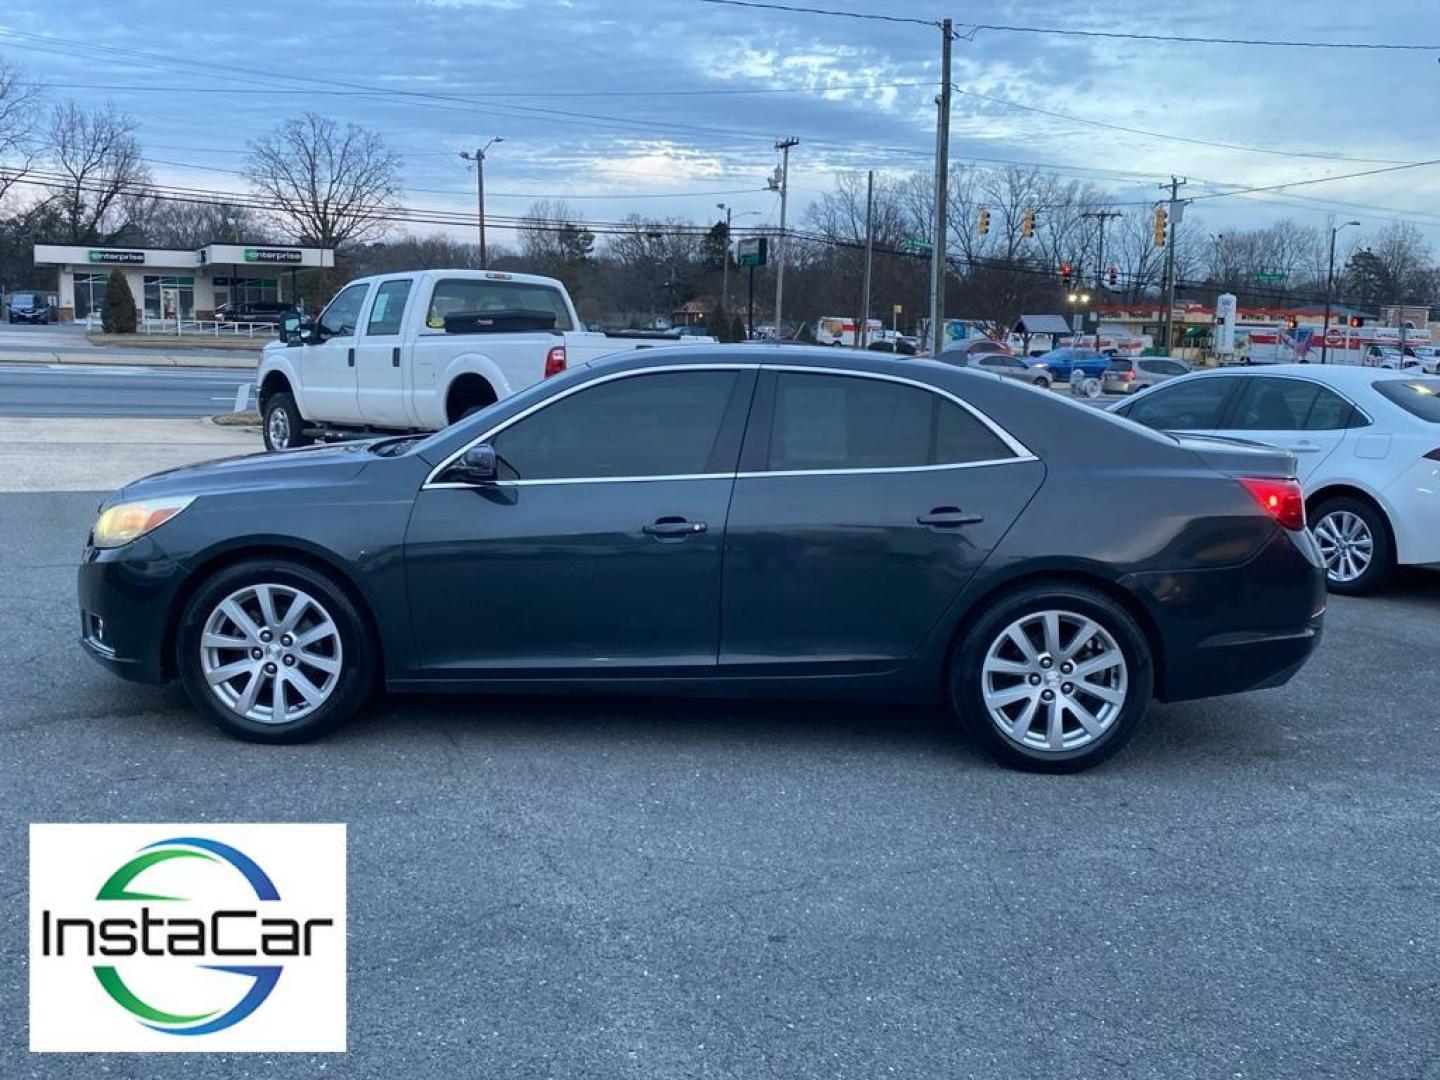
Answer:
xmin=1179 ymin=363 xmax=1426 ymax=388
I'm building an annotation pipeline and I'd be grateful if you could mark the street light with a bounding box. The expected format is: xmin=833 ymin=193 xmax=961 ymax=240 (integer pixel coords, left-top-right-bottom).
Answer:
xmin=716 ymin=203 xmax=760 ymax=316
xmin=1322 ymin=219 xmax=1360 ymax=364
xmin=459 ymin=136 xmax=504 ymax=269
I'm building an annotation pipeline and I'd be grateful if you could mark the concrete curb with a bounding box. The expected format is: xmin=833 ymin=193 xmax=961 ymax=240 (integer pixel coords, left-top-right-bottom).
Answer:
xmin=0 ymin=350 xmax=258 ymax=370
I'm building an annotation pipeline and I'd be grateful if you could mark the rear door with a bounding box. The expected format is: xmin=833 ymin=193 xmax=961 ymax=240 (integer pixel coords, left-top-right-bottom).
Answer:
xmin=1213 ymin=375 xmax=1356 ymax=482
xmin=299 ymin=281 xmax=369 ymax=423
xmin=355 ymin=278 xmax=414 ymax=428
xmin=718 ymin=368 xmax=1044 ymax=670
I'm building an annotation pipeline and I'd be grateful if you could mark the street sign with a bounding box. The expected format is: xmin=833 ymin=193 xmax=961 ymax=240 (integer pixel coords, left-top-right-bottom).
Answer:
xmin=903 ymin=235 xmax=932 ymax=256
xmin=892 ymin=304 xmax=902 ymax=316
xmin=736 ymin=237 xmax=768 ymax=267
xmin=1255 ymin=270 xmax=1288 ymax=285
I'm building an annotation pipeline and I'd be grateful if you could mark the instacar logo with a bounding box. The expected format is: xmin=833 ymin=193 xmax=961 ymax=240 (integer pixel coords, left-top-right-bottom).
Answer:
xmin=30 ymin=824 xmax=346 ymax=1053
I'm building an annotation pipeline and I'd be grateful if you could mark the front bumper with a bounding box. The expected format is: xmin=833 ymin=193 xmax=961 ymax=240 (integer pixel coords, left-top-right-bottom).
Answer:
xmin=77 ymin=536 xmax=189 ymax=685
xmin=1122 ymin=526 xmax=1327 ymax=702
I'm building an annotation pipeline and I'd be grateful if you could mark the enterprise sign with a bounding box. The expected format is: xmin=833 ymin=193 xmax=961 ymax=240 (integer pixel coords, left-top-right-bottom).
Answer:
xmin=87 ymin=250 xmax=145 ymax=265
xmin=244 ymin=248 xmax=303 ymax=264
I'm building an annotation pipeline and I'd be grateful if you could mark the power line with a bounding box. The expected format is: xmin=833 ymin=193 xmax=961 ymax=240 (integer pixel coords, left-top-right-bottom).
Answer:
xmin=1186 ymin=158 xmax=1440 ymax=202
xmin=35 ymin=79 xmax=937 ymax=100
xmin=964 ymin=23 xmax=1440 ymax=51
xmin=692 ymin=0 xmax=938 ymax=27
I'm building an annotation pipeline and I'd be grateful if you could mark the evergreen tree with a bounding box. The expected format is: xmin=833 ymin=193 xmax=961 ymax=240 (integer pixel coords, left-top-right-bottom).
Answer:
xmin=101 ymin=269 xmax=137 ymax=333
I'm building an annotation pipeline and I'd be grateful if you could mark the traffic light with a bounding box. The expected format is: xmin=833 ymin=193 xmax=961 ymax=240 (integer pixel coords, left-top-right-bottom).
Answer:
xmin=1107 ymin=265 xmax=1118 ymax=287
xmin=1153 ymin=206 xmax=1168 ymax=247
xmin=1021 ymin=209 xmax=1035 ymax=238
xmin=1285 ymin=315 xmax=1298 ymax=331
xmin=1349 ymin=315 xmax=1363 ymax=328
xmin=1060 ymin=261 xmax=1073 ymax=288
xmin=977 ymin=207 xmax=990 ymax=236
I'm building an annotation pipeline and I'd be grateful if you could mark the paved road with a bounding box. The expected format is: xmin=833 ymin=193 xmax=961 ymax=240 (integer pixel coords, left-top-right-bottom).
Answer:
xmin=0 ymin=362 xmax=253 ymax=417
xmin=3 ymin=492 xmax=1437 ymax=1079
xmin=0 ymin=321 xmax=264 ymax=361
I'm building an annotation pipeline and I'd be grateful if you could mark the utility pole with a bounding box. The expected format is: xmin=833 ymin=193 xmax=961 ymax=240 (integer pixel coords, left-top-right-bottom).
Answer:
xmin=1082 ymin=209 xmax=1122 ymax=344
xmin=771 ymin=137 xmax=799 ymax=337
xmin=717 ymin=203 xmax=732 ymax=317
xmin=1159 ymin=176 xmax=1187 ymax=353
xmin=859 ymin=169 xmax=874 ymax=348
xmin=459 ymin=137 xmax=504 ymax=269
xmin=929 ymin=18 xmax=953 ymax=357
xmin=1322 ymin=219 xmax=1360 ymax=364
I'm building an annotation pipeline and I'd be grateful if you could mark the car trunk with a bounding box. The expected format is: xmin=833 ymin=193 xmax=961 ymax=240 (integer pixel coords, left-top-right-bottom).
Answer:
xmin=1170 ymin=432 xmax=1297 ymax=480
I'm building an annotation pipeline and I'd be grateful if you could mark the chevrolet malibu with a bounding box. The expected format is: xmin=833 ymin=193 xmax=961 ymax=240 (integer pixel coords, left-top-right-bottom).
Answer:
xmin=79 ymin=347 xmax=1326 ymax=772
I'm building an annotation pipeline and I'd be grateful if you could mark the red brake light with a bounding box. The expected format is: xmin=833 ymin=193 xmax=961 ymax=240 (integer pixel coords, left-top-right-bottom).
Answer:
xmin=544 ymin=345 xmax=567 ymax=378
xmin=1238 ymin=477 xmax=1305 ymax=531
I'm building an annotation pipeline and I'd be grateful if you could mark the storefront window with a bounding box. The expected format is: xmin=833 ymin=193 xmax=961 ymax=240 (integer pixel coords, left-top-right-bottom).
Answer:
xmin=73 ymin=273 xmax=109 ymax=319
xmin=213 ymin=276 xmax=280 ymax=307
xmin=142 ymin=275 xmax=195 ymax=320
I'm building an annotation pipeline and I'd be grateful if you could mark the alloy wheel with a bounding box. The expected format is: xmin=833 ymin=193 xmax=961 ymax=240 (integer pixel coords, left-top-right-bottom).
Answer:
xmin=199 ymin=584 xmax=343 ymax=724
xmin=980 ymin=609 xmax=1128 ymax=753
xmin=266 ymin=407 xmax=291 ymax=449
xmin=1313 ymin=510 xmax=1373 ymax=584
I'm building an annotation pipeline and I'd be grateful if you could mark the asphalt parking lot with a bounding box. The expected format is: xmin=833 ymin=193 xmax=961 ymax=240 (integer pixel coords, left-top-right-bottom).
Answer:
xmin=3 ymin=490 xmax=1438 ymax=1079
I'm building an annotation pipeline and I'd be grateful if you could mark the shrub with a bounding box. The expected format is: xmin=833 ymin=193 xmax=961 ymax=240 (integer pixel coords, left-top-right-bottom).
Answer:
xmin=101 ymin=269 xmax=137 ymax=333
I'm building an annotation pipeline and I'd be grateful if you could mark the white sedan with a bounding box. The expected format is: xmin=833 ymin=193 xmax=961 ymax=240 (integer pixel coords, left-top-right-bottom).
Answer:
xmin=1110 ymin=364 xmax=1440 ymax=594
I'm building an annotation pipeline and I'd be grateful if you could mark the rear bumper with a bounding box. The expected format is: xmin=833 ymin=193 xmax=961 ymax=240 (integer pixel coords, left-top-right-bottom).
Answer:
xmin=1122 ymin=527 xmax=1327 ymax=702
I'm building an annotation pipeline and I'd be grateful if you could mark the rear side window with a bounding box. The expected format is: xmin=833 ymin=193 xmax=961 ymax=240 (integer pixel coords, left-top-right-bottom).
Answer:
xmin=1120 ymin=377 xmax=1235 ymax=430
xmin=766 ymin=372 xmax=1012 ymax=471
xmin=1107 ymin=358 xmax=1133 ymax=372
xmin=1226 ymin=378 xmax=1320 ymax=431
xmin=1304 ymin=386 xmax=1363 ymax=430
xmin=366 ymin=279 xmax=412 ymax=336
xmin=492 ymin=370 xmax=737 ymax=480
xmin=1372 ymin=378 xmax=1440 ymax=422
xmin=426 ymin=279 xmax=573 ymax=331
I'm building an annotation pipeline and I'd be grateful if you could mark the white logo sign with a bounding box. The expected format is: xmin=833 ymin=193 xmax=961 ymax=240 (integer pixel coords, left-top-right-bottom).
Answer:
xmin=29 ymin=823 xmax=346 ymax=1053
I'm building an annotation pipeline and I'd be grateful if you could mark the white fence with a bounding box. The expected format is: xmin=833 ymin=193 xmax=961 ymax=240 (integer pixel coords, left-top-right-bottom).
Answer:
xmin=82 ymin=314 xmax=278 ymax=337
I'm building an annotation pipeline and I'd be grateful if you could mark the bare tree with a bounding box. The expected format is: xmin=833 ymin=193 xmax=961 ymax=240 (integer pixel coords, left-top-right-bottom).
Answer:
xmin=0 ymin=59 xmax=41 ymax=206
xmin=245 ymin=113 xmax=401 ymax=250
xmin=141 ymin=199 xmax=263 ymax=249
xmin=46 ymin=102 xmax=151 ymax=244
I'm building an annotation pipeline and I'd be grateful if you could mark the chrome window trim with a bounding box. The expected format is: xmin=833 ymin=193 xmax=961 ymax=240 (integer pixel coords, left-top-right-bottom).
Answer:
xmin=422 ymin=361 xmax=1035 ymax=490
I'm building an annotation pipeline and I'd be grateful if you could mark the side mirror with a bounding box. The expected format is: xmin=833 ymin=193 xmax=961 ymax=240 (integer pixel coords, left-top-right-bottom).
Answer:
xmin=451 ymin=444 xmax=498 ymax=484
xmin=278 ymin=312 xmax=302 ymax=345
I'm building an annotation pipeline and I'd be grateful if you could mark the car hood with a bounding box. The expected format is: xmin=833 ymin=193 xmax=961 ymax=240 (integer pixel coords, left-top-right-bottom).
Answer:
xmin=114 ymin=442 xmax=376 ymax=504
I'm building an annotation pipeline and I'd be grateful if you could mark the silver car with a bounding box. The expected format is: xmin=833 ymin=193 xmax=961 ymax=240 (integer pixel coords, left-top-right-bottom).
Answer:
xmin=961 ymin=351 xmax=1056 ymax=388
xmin=1102 ymin=355 xmax=1191 ymax=395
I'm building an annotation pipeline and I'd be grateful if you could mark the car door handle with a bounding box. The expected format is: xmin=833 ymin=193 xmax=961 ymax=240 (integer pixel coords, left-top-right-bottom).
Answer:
xmin=1287 ymin=441 xmax=1321 ymax=453
xmin=347 ymin=347 xmax=355 ymax=368
xmin=392 ymin=347 xmax=401 ymax=368
xmin=643 ymin=517 xmax=707 ymax=538
xmin=917 ymin=507 xmax=984 ymax=527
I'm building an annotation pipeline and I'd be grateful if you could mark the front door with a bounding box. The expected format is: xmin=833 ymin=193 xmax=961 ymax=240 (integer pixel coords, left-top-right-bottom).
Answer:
xmin=719 ymin=369 xmax=1044 ymax=670
xmin=355 ymin=278 xmax=414 ymax=428
xmin=299 ymin=281 xmax=369 ymax=424
xmin=404 ymin=367 xmax=755 ymax=673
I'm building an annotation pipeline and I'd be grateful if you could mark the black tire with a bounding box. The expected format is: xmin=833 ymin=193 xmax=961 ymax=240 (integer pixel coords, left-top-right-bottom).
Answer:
xmin=1310 ymin=495 xmax=1394 ymax=596
xmin=175 ymin=559 xmax=377 ymax=743
xmin=950 ymin=581 xmax=1154 ymax=773
xmin=261 ymin=391 xmax=311 ymax=452
xmin=1032 ymin=375 xmax=1052 ymax=388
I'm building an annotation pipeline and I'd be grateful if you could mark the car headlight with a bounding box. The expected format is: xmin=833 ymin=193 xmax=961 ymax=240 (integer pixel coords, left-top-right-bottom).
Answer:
xmin=92 ymin=496 xmax=195 ymax=549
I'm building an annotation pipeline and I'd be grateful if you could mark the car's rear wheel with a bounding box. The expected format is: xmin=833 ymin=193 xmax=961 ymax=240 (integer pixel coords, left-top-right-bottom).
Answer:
xmin=262 ymin=391 xmax=311 ymax=452
xmin=951 ymin=583 xmax=1153 ymax=772
xmin=176 ymin=559 xmax=376 ymax=743
xmin=1311 ymin=496 xmax=1393 ymax=595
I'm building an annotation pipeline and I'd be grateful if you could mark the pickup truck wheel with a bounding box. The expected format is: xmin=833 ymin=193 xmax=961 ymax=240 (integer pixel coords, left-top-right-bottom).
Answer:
xmin=262 ymin=392 xmax=311 ymax=452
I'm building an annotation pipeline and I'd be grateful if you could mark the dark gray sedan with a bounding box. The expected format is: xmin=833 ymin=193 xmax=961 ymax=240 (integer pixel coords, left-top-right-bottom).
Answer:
xmin=78 ymin=347 xmax=1325 ymax=772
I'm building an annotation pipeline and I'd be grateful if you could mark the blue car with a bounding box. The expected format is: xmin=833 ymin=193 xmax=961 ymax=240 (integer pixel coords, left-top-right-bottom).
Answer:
xmin=1032 ymin=347 xmax=1108 ymax=381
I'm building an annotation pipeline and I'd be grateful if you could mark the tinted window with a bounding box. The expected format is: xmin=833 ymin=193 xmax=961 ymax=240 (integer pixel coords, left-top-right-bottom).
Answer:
xmin=1121 ymin=377 xmax=1235 ymax=430
xmin=983 ymin=355 xmax=1025 ymax=369
xmin=492 ymin=371 xmax=738 ymax=480
xmin=1372 ymin=378 xmax=1440 ymax=422
xmin=426 ymin=279 xmax=573 ymax=331
xmin=1107 ymin=358 xmax=1134 ymax=372
xmin=366 ymin=279 xmax=412 ymax=336
xmin=318 ymin=283 xmax=369 ymax=337
xmin=767 ymin=373 xmax=1011 ymax=471
xmin=1303 ymin=386 xmax=1360 ymax=430
xmin=1226 ymin=378 xmax=1320 ymax=431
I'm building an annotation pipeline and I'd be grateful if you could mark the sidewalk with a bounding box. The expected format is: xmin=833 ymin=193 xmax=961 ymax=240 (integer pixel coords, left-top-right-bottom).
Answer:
xmin=0 ymin=418 xmax=261 ymax=493
xmin=0 ymin=349 xmax=258 ymax=370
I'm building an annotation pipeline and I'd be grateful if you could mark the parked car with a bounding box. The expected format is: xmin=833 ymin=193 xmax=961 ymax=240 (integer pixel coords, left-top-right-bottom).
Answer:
xmin=81 ymin=346 xmax=1324 ymax=772
xmin=1364 ymin=344 xmax=1423 ymax=371
xmin=940 ymin=349 xmax=1054 ymax=387
xmin=8 ymin=292 xmax=53 ymax=324
xmin=215 ymin=300 xmax=293 ymax=326
xmin=1112 ymin=364 xmax=1440 ymax=595
xmin=866 ymin=330 xmax=917 ymax=355
xmin=256 ymin=269 xmax=711 ymax=451
xmin=1102 ymin=355 xmax=1191 ymax=395
xmin=1404 ymin=345 xmax=1440 ymax=373
xmin=952 ymin=338 xmax=1013 ymax=358
xmin=1031 ymin=347 xmax=1107 ymax=381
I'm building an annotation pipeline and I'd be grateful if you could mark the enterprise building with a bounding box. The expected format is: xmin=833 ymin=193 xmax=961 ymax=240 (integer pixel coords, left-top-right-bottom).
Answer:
xmin=33 ymin=242 xmax=335 ymax=322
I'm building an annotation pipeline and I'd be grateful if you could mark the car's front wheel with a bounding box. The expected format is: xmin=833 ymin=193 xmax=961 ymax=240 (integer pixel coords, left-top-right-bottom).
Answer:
xmin=175 ymin=559 xmax=376 ymax=743
xmin=1311 ymin=496 xmax=1393 ymax=595
xmin=951 ymin=582 xmax=1153 ymax=772
xmin=261 ymin=391 xmax=312 ymax=452
xmin=1032 ymin=374 xmax=1052 ymax=388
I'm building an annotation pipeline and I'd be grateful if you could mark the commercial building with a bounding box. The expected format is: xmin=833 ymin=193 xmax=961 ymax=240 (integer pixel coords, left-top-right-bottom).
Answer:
xmin=32 ymin=242 xmax=335 ymax=322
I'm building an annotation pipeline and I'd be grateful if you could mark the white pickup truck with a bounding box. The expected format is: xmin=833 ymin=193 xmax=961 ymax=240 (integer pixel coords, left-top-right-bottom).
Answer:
xmin=256 ymin=268 xmax=713 ymax=450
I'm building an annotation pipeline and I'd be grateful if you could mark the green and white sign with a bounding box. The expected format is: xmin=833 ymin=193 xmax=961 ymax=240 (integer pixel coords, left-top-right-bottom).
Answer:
xmin=244 ymin=248 xmax=303 ymax=264
xmin=736 ymin=237 xmax=768 ymax=268
xmin=1255 ymin=270 xmax=1288 ymax=285
xmin=87 ymin=250 xmax=145 ymax=265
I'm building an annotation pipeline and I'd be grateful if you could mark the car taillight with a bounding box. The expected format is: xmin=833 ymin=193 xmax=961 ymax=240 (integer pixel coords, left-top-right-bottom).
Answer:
xmin=1238 ymin=477 xmax=1305 ymax=531
xmin=544 ymin=345 xmax=567 ymax=378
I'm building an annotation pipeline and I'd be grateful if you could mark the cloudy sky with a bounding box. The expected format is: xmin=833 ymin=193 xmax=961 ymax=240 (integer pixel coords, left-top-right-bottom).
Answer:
xmin=4 ymin=0 xmax=1440 ymax=249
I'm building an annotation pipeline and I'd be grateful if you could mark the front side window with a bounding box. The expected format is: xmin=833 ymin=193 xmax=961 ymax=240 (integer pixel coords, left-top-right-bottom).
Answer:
xmin=490 ymin=371 xmax=739 ymax=480
xmin=425 ymin=279 xmax=573 ymax=331
xmin=318 ymin=283 xmax=369 ymax=337
xmin=767 ymin=372 xmax=1012 ymax=472
xmin=366 ymin=280 xmax=412 ymax=336
xmin=1120 ymin=377 xmax=1235 ymax=430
